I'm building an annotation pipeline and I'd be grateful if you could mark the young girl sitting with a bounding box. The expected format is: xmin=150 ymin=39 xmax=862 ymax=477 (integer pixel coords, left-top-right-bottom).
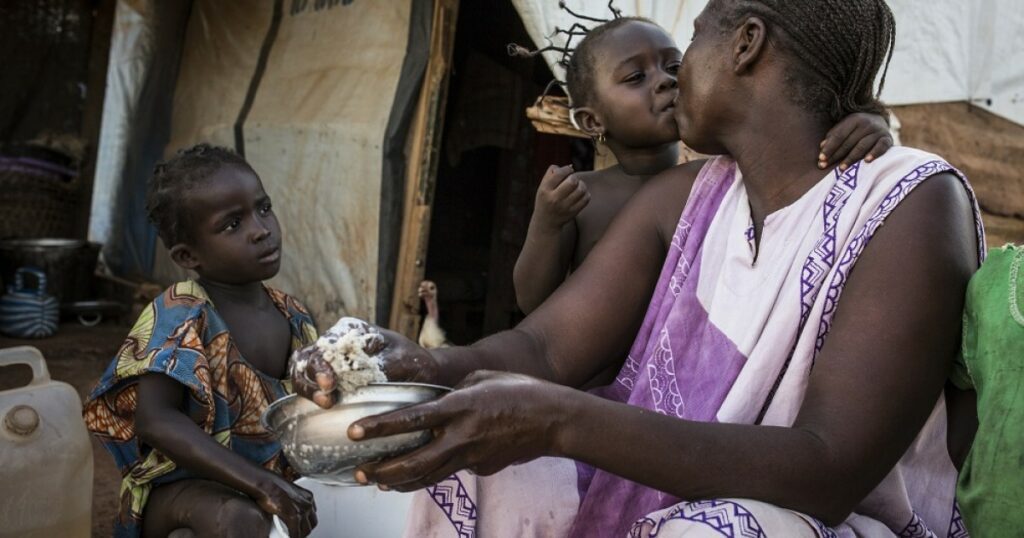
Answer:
xmin=84 ymin=144 xmax=319 ymax=538
xmin=513 ymin=15 xmax=895 ymax=313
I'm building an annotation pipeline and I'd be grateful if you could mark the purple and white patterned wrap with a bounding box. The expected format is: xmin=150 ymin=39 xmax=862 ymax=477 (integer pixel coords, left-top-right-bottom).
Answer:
xmin=402 ymin=148 xmax=982 ymax=538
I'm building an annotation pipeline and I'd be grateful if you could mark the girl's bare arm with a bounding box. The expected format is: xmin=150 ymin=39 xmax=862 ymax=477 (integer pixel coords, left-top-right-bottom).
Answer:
xmin=514 ymin=165 xmax=589 ymax=314
xmin=135 ymin=373 xmax=316 ymax=536
xmin=514 ymin=215 xmax=577 ymax=314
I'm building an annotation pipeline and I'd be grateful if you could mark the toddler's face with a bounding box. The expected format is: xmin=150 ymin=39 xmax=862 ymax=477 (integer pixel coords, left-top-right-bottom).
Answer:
xmin=184 ymin=165 xmax=283 ymax=284
xmin=589 ymin=21 xmax=682 ymax=147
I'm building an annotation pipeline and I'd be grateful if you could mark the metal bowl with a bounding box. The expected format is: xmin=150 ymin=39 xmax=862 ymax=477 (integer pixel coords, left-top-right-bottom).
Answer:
xmin=262 ymin=382 xmax=449 ymax=486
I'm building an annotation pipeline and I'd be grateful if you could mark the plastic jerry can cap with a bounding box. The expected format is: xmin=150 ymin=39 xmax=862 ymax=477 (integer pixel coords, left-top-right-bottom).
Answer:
xmin=4 ymin=405 xmax=40 ymax=436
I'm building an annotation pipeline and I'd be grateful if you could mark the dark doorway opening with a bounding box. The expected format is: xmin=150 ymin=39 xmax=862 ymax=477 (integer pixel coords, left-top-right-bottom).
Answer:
xmin=422 ymin=0 xmax=592 ymax=345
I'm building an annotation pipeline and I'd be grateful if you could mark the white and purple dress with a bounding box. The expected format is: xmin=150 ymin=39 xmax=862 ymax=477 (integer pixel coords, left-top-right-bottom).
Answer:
xmin=403 ymin=148 xmax=985 ymax=538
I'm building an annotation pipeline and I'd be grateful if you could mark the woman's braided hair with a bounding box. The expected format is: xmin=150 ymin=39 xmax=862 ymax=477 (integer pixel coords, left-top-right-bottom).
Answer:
xmin=712 ymin=0 xmax=896 ymax=123
xmin=146 ymin=143 xmax=253 ymax=247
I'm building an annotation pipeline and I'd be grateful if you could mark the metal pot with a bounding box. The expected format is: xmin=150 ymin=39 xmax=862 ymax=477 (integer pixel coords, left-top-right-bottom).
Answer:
xmin=0 ymin=239 xmax=100 ymax=303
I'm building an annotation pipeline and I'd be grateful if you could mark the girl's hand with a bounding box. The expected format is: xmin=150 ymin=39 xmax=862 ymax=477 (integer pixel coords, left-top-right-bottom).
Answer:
xmin=533 ymin=164 xmax=590 ymax=232
xmin=349 ymin=371 xmax=574 ymax=491
xmin=291 ymin=319 xmax=443 ymax=408
xmin=252 ymin=473 xmax=317 ymax=538
xmin=819 ymin=112 xmax=894 ymax=171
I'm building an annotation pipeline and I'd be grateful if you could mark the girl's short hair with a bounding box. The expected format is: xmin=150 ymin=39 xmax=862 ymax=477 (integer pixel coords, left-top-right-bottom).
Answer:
xmin=507 ymin=3 xmax=657 ymax=108
xmin=145 ymin=143 xmax=253 ymax=247
xmin=565 ymin=16 xmax=656 ymax=107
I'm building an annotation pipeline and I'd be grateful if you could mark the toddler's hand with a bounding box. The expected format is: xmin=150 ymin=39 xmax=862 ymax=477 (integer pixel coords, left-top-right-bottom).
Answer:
xmin=254 ymin=473 xmax=317 ymax=537
xmin=533 ymin=164 xmax=590 ymax=232
xmin=819 ymin=112 xmax=894 ymax=171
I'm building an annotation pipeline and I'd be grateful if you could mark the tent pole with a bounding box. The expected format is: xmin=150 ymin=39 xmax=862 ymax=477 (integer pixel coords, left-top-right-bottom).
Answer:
xmin=389 ymin=0 xmax=460 ymax=339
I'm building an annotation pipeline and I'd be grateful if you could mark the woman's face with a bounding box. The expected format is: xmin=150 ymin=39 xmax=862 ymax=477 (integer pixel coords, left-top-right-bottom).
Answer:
xmin=674 ymin=8 xmax=736 ymax=155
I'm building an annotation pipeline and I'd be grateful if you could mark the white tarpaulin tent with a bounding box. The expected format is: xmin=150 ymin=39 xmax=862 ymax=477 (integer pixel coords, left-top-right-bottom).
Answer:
xmin=511 ymin=0 xmax=1024 ymax=127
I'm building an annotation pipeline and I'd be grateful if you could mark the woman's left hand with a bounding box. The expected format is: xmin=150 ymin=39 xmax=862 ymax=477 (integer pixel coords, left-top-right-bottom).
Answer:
xmin=348 ymin=370 xmax=575 ymax=491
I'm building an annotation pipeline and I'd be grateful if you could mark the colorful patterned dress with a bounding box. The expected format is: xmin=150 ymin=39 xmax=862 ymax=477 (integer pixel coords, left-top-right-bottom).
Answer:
xmin=402 ymin=148 xmax=984 ymax=538
xmin=84 ymin=280 xmax=318 ymax=537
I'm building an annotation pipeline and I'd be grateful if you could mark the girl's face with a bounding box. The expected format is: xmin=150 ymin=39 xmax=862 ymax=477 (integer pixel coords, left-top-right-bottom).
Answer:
xmin=586 ymin=21 xmax=683 ymax=148
xmin=177 ymin=165 xmax=283 ymax=285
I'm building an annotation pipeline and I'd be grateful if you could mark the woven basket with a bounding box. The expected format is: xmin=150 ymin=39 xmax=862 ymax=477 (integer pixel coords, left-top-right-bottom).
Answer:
xmin=525 ymin=95 xmax=589 ymax=139
xmin=0 ymin=156 xmax=80 ymax=239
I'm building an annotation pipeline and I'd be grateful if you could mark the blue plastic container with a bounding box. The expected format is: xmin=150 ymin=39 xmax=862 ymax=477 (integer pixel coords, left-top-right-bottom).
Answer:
xmin=0 ymin=267 xmax=59 ymax=338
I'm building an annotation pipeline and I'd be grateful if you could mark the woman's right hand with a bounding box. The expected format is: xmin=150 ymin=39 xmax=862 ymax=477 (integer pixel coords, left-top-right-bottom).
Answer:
xmin=532 ymin=164 xmax=589 ymax=232
xmin=252 ymin=473 xmax=317 ymax=538
xmin=375 ymin=327 xmax=444 ymax=385
xmin=291 ymin=319 xmax=444 ymax=408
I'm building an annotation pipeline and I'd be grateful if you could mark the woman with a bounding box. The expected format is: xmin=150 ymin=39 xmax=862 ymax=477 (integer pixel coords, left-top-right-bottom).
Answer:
xmin=296 ymin=0 xmax=982 ymax=536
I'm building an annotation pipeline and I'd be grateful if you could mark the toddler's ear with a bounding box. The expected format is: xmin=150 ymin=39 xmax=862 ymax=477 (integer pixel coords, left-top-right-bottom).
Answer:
xmin=169 ymin=244 xmax=201 ymax=271
xmin=572 ymin=107 xmax=606 ymax=140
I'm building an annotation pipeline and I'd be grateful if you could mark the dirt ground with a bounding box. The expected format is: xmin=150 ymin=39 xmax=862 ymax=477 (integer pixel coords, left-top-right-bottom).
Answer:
xmin=0 ymin=321 xmax=127 ymax=538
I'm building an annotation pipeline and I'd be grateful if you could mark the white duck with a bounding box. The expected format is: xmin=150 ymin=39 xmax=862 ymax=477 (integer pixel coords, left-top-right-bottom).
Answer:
xmin=417 ymin=280 xmax=451 ymax=349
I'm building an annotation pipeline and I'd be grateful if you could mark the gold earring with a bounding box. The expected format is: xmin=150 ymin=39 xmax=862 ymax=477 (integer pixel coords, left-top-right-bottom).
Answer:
xmin=597 ymin=132 xmax=606 ymax=144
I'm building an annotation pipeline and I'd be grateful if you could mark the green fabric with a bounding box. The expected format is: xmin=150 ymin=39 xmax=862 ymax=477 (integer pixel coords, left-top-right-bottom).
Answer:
xmin=954 ymin=245 xmax=1024 ymax=536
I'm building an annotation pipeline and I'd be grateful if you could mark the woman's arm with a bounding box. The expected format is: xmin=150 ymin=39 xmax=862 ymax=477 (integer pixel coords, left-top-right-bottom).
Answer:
xmin=514 ymin=165 xmax=587 ymax=314
xmin=356 ymin=173 xmax=977 ymax=525
xmin=293 ymin=160 xmax=702 ymax=403
xmin=135 ymin=373 xmax=316 ymax=537
xmin=436 ymin=161 xmax=702 ymax=387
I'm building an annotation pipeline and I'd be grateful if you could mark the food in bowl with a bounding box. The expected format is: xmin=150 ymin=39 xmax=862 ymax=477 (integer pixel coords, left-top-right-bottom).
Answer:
xmin=291 ymin=317 xmax=386 ymax=396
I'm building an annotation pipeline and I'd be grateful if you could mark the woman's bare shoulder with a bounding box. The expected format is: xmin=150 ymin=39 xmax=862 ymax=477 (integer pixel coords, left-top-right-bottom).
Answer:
xmin=630 ymin=159 xmax=709 ymax=239
xmin=649 ymin=159 xmax=707 ymax=191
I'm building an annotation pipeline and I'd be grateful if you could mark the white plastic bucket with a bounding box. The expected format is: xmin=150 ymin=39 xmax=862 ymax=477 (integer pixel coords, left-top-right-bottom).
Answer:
xmin=269 ymin=478 xmax=413 ymax=537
